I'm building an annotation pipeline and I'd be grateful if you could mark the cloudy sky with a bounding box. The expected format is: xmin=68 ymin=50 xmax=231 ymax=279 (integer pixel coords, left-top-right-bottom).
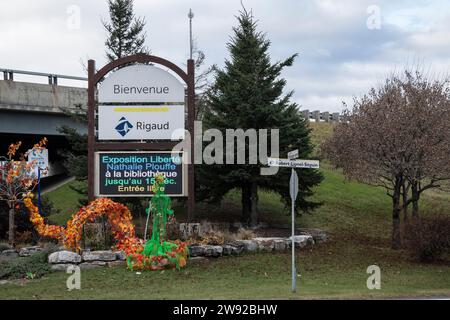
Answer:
xmin=1 ymin=0 xmax=450 ymax=112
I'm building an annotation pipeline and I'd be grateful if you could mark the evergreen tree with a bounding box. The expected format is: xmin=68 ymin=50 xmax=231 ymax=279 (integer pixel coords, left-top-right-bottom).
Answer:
xmin=103 ymin=0 xmax=149 ymax=61
xmin=58 ymin=0 xmax=150 ymax=205
xmin=58 ymin=104 xmax=88 ymax=206
xmin=198 ymin=9 xmax=323 ymax=225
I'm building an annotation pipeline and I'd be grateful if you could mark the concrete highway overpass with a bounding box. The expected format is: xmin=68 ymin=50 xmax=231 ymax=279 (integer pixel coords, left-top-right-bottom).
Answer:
xmin=0 ymin=70 xmax=88 ymax=177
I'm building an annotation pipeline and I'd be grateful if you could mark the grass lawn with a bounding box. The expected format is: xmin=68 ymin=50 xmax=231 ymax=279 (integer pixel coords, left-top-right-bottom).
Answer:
xmin=3 ymin=123 xmax=448 ymax=299
xmin=45 ymin=180 xmax=85 ymax=226
xmin=1 ymin=241 xmax=448 ymax=299
xmin=309 ymin=122 xmax=335 ymax=157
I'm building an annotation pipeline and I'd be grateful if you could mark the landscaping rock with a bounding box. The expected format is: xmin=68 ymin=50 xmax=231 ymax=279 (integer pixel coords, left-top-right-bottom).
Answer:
xmin=1 ymin=249 xmax=19 ymax=259
xmin=257 ymin=237 xmax=291 ymax=252
xmin=273 ymin=239 xmax=288 ymax=251
xmin=289 ymin=235 xmax=315 ymax=248
xmin=258 ymin=242 xmax=274 ymax=252
xmin=50 ymin=264 xmax=76 ymax=272
xmin=298 ymin=228 xmax=328 ymax=243
xmin=235 ymin=240 xmax=258 ymax=252
xmin=189 ymin=245 xmax=206 ymax=257
xmin=253 ymin=237 xmax=286 ymax=252
xmin=203 ymin=245 xmax=223 ymax=258
xmin=232 ymin=241 xmax=245 ymax=252
xmin=221 ymin=245 xmax=233 ymax=256
xmin=82 ymin=250 xmax=116 ymax=262
xmin=222 ymin=244 xmax=243 ymax=256
xmin=48 ymin=251 xmax=81 ymax=264
xmin=114 ymin=251 xmax=127 ymax=261
xmin=19 ymin=246 xmax=43 ymax=257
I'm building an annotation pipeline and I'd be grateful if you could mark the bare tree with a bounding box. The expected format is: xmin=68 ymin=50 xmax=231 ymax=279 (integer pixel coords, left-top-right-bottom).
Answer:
xmin=400 ymin=72 xmax=450 ymax=218
xmin=323 ymin=70 xmax=450 ymax=249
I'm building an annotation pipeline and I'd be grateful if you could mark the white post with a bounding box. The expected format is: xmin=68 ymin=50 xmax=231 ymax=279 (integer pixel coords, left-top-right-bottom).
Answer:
xmin=144 ymin=206 xmax=151 ymax=240
xmin=268 ymin=155 xmax=319 ymax=294
xmin=291 ymin=168 xmax=296 ymax=293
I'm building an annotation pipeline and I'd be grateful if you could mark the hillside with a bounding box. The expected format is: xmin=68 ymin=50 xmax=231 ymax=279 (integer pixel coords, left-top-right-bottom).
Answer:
xmin=3 ymin=123 xmax=449 ymax=299
xmin=45 ymin=123 xmax=450 ymax=243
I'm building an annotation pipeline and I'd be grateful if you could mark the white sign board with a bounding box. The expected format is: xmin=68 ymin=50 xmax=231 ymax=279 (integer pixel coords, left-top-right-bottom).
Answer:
xmin=268 ymin=158 xmax=320 ymax=169
xmin=98 ymin=105 xmax=185 ymax=140
xmin=27 ymin=148 xmax=49 ymax=177
xmin=288 ymin=149 xmax=299 ymax=160
xmin=98 ymin=65 xmax=185 ymax=103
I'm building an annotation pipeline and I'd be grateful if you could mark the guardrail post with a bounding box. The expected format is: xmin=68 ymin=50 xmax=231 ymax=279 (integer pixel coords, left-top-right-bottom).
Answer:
xmin=301 ymin=109 xmax=310 ymax=121
xmin=332 ymin=112 xmax=340 ymax=122
xmin=312 ymin=110 xmax=320 ymax=122
xmin=301 ymin=110 xmax=341 ymax=123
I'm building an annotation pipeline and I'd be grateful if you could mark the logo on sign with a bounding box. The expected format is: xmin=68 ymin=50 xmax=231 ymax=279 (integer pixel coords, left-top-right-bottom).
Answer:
xmin=115 ymin=117 xmax=133 ymax=137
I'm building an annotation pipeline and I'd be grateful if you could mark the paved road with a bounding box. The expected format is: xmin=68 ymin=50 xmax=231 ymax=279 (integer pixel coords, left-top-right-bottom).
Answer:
xmin=41 ymin=176 xmax=75 ymax=194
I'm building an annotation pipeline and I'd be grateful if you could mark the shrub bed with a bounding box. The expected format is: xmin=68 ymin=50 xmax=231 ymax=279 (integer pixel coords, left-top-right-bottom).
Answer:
xmin=405 ymin=215 xmax=450 ymax=262
xmin=0 ymin=252 xmax=51 ymax=280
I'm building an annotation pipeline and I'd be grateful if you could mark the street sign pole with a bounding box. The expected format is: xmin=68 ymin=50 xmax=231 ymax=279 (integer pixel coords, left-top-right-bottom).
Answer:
xmin=269 ymin=151 xmax=319 ymax=294
xmin=289 ymin=167 xmax=299 ymax=293
xmin=291 ymin=168 xmax=296 ymax=293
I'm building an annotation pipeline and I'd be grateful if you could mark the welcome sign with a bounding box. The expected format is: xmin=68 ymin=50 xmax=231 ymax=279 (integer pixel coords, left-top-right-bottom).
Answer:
xmin=95 ymin=151 xmax=186 ymax=197
xmin=88 ymin=55 xmax=195 ymax=212
xmin=97 ymin=64 xmax=186 ymax=141
xmin=98 ymin=105 xmax=185 ymax=140
xmin=98 ymin=64 xmax=185 ymax=103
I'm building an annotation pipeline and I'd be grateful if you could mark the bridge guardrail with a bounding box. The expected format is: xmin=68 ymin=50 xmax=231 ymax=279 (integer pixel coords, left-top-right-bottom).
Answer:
xmin=301 ymin=110 xmax=341 ymax=123
xmin=0 ymin=68 xmax=87 ymax=85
